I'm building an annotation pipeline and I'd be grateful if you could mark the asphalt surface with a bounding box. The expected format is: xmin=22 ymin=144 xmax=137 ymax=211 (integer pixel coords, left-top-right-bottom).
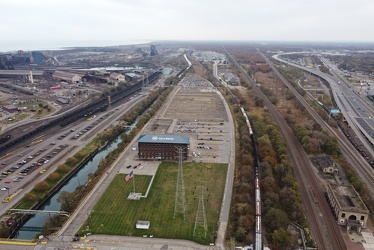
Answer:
xmin=2 ymin=80 xmax=234 ymax=250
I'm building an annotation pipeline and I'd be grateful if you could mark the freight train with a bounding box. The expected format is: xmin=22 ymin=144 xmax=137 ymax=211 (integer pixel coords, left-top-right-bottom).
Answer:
xmin=0 ymin=71 xmax=161 ymax=154
xmin=240 ymin=105 xmax=262 ymax=249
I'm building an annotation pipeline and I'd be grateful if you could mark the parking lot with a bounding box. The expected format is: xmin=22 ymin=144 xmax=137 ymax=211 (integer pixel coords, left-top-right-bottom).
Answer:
xmin=117 ymin=73 xmax=231 ymax=174
xmin=0 ymin=143 xmax=69 ymax=200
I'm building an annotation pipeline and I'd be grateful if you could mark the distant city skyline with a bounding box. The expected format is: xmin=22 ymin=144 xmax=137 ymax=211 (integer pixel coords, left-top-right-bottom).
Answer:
xmin=1 ymin=0 xmax=374 ymax=52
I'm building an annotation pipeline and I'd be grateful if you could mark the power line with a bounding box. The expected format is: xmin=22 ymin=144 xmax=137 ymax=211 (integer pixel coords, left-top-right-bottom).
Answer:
xmin=174 ymin=147 xmax=187 ymax=219
xmin=193 ymin=181 xmax=208 ymax=238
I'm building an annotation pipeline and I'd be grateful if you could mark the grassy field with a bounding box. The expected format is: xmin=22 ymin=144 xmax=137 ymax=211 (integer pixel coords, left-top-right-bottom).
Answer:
xmin=81 ymin=162 xmax=227 ymax=245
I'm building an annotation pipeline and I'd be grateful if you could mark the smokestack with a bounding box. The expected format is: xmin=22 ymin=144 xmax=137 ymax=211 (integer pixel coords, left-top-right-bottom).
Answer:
xmin=29 ymin=70 xmax=34 ymax=84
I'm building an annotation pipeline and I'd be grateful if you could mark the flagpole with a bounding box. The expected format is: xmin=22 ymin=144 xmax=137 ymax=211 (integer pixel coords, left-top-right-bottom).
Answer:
xmin=133 ymin=171 xmax=136 ymax=193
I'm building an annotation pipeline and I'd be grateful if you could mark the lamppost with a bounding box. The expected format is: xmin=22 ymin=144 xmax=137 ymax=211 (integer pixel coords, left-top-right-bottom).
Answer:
xmin=87 ymin=210 xmax=93 ymax=232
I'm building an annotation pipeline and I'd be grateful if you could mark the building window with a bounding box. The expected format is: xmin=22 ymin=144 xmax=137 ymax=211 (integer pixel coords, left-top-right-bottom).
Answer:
xmin=361 ymin=216 xmax=365 ymax=221
xmin=342 ymin=213 xmax=345 ymax=218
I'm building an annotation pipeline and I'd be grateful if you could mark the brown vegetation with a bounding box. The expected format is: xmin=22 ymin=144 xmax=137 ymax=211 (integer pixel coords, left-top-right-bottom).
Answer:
xmin=34 ymin=181 xmax=49 ymax=191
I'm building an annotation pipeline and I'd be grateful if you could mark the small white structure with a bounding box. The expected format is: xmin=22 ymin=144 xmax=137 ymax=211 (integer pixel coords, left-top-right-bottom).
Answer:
xmin=136 ymin=220 xmax=150 ymax=229
xmin=162 ymin=68 xmax=173 ymax=75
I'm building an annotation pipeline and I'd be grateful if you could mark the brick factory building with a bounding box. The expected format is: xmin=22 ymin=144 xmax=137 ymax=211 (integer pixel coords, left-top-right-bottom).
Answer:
xmin=137 ymin=134 xmax=189 ymax=160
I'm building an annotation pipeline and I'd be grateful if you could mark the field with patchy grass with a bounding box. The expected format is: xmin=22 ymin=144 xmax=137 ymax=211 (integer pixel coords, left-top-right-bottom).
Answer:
xmin=81 ymin=162 xmax=227 ymax=245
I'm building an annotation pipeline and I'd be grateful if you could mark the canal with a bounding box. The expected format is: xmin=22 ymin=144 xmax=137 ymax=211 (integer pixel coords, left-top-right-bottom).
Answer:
xmin=15 ymin=126 xmax=134 ymax=239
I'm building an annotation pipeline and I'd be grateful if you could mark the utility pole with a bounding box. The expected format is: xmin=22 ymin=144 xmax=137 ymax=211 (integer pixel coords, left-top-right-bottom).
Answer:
xmin=174 ymin=147 xmax=186 ymax=219
xmin=193 ymin=181 xmax=208 ymax=238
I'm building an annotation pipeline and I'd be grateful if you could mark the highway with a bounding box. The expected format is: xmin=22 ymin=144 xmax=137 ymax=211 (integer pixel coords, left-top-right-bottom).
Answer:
xmin=272 ymin=53 xmax=374 ymax=199
xmin=273 ymin=53 xmax=374 ymax=159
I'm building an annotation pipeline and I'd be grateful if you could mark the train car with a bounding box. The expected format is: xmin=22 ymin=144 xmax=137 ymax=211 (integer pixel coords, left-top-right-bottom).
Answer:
xmin=256 ymin=216 xmax=261 ymax=232
xmin=255 ymin=177 xmax=259 ymax=189
xmin=256 ymin=189 xmax=261 ymax=202
xmin=256 ymin=201 xmax=261 ymax=216
xmin=255 ymin=232 xmax=262 ymax=250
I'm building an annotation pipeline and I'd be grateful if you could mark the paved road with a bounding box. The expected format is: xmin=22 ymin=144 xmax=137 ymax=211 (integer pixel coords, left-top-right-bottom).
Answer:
xmin=211 ymin=61 xmax=235 ymax=248
xmin=0 ymin=95 xmax=146 ymax=213
xmin=272 ymin=53 xmax=374 ymax=199
xmin=55 ymin=75 xmax=234 ymax=249
xmin=273 ymin=53 xmax=374 ymax=158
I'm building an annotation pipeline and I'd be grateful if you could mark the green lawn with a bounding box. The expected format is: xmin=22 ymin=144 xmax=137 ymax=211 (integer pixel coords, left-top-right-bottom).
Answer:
xmin=81 ymin=162 xmax=227 ymax=245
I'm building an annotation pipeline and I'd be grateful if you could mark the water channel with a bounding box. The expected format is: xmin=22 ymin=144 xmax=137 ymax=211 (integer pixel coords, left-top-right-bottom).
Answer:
xmin=15 ymin=125 xmax=135 ymax=239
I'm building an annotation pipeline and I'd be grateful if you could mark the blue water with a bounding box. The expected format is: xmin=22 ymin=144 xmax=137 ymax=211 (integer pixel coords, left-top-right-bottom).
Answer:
xmin=15 ymin=133 xmax=126 ymax=239
xmin=0 ymin=40 xmax=151 ymax=53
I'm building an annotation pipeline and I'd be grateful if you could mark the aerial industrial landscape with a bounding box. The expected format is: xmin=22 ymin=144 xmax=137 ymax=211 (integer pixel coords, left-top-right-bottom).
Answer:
xmin=0 ymin=40 xmax=374 ymax=250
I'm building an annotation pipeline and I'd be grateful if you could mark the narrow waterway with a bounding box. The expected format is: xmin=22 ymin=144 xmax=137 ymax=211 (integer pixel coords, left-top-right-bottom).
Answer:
xmin=15 ymin=125 xmax=135 ymax=239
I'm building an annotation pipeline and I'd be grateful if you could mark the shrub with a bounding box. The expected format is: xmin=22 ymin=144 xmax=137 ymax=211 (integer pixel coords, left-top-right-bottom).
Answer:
xmin=67 ymin=157 xmax=78 ymax=165
xmin=35 ymin=181 xmax=49 ymax=191
xmin=24 ymin=193 xmax=37 ymax=201
xmin=47 ymin=173 xmax=60 ymax=181
xmin=57 ymin=164 xmax=70 ymax=173
xmin=76 ymin=151 xmax=86 ymax=158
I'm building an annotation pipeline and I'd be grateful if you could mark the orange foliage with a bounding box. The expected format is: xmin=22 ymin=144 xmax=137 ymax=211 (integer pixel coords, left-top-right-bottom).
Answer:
xmin=263 ymin=155 xmax=278 ymax=167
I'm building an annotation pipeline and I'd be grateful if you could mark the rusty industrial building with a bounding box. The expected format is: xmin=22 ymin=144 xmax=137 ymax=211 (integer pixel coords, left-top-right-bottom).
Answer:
xmin=326 ymin=183 xmax=369 ymax=233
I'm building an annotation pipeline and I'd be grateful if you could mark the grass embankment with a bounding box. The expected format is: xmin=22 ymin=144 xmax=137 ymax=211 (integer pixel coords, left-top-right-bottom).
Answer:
xmin=81 ymin=162 xmax=227 ymax=245
xmin=14 ymin=150 xmax=91 ymax=209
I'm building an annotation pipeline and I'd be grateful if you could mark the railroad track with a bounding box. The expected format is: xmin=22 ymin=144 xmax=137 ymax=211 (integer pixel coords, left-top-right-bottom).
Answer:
xmin=267 ymin=54 xmax=374 ymax=199
xmin=225 ymin=47 xmax=346 ymax=249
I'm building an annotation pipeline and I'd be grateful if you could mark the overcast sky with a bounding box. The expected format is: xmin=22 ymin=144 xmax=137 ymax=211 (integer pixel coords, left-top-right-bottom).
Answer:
xmin=1 ymin=0 xmax=373 ymax=51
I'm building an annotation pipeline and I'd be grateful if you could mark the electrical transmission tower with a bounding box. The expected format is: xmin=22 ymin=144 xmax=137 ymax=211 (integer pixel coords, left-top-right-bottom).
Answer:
xmin=174 ymin=147 xmax=186 ymax=219
xmin=193 ymin=181 xmax=208 ymax=237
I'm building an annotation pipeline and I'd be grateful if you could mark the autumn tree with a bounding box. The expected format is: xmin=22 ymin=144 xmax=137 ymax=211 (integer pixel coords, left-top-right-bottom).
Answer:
xmin=271 ymin=228 xmax=291 ymax=249
xmin=264 ymin=208 xmax=289 ymax=232
xmin=24 ymin=192 xmax=37 ymax=201
xmin=35 ymin=181 xmax=49 ymax=191
xmin=66 ymin=157 xmax=78 ymax=165
xmin=57 ymin=191 xmax=76 ymax=213
xmin=57 ymin=164 xmax=70 ymax=173
xmin=47 ymin=173 xmax=60 ymax=181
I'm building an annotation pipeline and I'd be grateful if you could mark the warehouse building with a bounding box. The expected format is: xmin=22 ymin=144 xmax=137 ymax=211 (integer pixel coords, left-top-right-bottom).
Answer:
xmin=52 ymin=71 xmax=82 ymax=84
xmin=110 ymin=73 xmax=125 ymax=82
xmin=137 ymin=134 xmax=189 ymax=160
xmin=0 ymin=70 xmax=44 ymax=81
xmin=326 ymin=183 xmax=369 ymax=232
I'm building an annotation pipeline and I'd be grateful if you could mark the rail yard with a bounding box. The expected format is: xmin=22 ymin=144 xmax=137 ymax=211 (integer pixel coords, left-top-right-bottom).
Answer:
xmin=0 ymin=42 xmax=374 ymax=250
